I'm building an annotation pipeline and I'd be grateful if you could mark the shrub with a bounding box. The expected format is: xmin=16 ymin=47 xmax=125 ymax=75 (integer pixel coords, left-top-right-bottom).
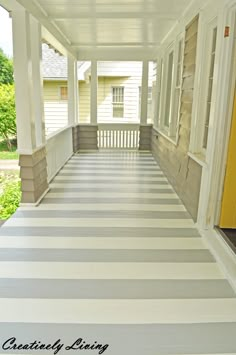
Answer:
xmin=0 ymin=84 xmax=16 ymax=150
xmin=0 ymin=174 xmax=21 ymax=219
xmin=0 ymin=48 xmax=14 ymax=85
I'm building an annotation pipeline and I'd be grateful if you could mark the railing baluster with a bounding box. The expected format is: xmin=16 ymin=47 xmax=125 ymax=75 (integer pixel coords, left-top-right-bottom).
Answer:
xmin=114 ymin=130 xmax=117 ymax=148
xmin=97 ymin=124 xmax=140 ymax=150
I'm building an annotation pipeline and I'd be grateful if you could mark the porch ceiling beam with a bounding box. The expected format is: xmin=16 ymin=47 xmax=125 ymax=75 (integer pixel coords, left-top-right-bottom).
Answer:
xmin=15 ymin=0 xmax=77 ymax=58
xmin=76 ymin=48 xmax=159 ymax=61
xmin=50 ymin=13 xmax=178 ymax=20
xmin=0 ymin=0 xmax=21 ymax=11
xmin=71 ymin=42 xmax=160 ymax=47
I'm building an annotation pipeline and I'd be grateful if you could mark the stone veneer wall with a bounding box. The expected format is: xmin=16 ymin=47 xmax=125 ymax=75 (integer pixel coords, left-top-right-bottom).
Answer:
xmin=20 ymin=146 xmax=49 ymax=203
xmin=151 ymin=15 xmax=202 ymax=221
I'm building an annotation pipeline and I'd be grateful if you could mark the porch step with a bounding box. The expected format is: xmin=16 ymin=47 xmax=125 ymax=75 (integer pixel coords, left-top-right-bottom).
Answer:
xmin=0 ymin=151 xmax=235 ymax=354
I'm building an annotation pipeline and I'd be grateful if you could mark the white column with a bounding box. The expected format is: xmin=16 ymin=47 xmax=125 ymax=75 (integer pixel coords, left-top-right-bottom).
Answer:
xmin=90 ymin=60 xmax=97 ymax=125
xmin=68 ymin=55 xmax=79 ymax=126
xmin=140 ymin=60 xmax=149 ymax=125
xmin=12 ymin=9 xmax=36 ymax=154
xmin=30 ymin=16 xmax=45 ymax=147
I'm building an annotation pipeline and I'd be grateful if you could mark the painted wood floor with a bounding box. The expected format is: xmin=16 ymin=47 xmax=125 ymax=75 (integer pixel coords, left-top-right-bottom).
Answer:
xmin=0 ymin=151 xmax=236 ymax=355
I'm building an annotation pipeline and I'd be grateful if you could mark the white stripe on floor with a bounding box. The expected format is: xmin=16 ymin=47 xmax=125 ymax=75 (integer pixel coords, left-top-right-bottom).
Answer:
xmin=19 ymin=204 xmax=185 ymax=212
xmin=1 ymin=298 xmax=236 ymax=324
xmin=0 ymin=262 xmax=223 ymax=279
xmin=0 ymin=236 xmax=207 ymax=249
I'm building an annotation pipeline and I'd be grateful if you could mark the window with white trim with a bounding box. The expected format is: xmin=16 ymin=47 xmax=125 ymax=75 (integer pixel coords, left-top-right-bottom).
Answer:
xmin=203 ymin=27 xmax=217 ymax=149
xmin=189 ymin=15 xmax=218 ymax=158
xmin=59 ymin=86 xmax=68 ymax=100
xmin=156 ymin=59 xmax=163 ymax=127
xmin=164 ymin=50 xmax=174 ymax=128
xmin=112 ymin=87 xmax=124 ymax=118
xmin=170 ymin=38 xmax=184 ymax=137
xmin=157 ymin=34 xmax=184 ymax=140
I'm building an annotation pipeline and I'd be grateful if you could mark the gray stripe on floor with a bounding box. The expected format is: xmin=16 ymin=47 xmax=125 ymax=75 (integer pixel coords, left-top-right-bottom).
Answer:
xmin=13 ymin=210 xmax=191 ymax=220
xmin=0 ymin=227 xmax=201 ymax=237
xmin=0 ymin=279 xmax=234 ymax=299
xmin=49 ymin=187 xmax=173 ymax=193
xmin=41 ymin=198 xmax=182 ymax=204
xmin=0 ymin=249 xmax=214 ymax=262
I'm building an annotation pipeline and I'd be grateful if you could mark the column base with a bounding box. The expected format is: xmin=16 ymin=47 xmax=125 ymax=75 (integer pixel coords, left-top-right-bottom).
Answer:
xmin=19 ymin=146 xmax=49 ymax=203
xmin=139 ymin=125 xmax=152 ymax=150
xmin=73 ymin=125 xmax=98 ymax=151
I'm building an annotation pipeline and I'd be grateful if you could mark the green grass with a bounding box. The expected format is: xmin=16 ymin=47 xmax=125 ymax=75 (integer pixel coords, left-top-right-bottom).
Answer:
xmin=0 ymin=139 xmax=18 ymax=159
xmin=0 ymin=170 xmax=21 ymax=220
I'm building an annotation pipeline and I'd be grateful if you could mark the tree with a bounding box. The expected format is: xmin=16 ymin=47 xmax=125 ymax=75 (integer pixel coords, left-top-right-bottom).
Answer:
xmin=0 ymin=48 xmax=14 ymax=84
xmin=0 ymin=84 xmax=16 ymax=150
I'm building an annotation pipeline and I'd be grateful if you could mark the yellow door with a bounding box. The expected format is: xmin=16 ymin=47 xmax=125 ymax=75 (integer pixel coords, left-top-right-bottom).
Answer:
xmin=219 ymin=86 xmax=236 ymax=228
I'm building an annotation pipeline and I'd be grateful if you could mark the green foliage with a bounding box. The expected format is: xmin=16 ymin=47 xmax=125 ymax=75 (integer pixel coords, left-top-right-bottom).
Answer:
xmin=0 ymin=139 xmax=18 ymax=159
xmin=0 ymin=84 xmax=16 ymax=150
xmin=0 ymin=172 xmax=21 ymax=219
xmin=0 ymin=48 xmax=14 ymax=84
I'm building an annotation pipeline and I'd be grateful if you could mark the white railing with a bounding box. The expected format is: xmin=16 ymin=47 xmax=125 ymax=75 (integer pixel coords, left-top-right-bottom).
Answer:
xmin=98 ymin=123 xmax=140 ymax=149
xmin=46 ymin=126 xmax=73 ymax=182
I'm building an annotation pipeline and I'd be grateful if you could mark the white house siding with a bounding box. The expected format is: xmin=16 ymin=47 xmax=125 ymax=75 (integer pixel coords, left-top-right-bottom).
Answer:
xmin=97 ymin=61 xmax=142 ymax=77
xmin=97 ymin=76 xmax=141 ymax=123
xmin=43 ymin=62 xmax=154 ymax=133
xmin=43 ymin=80 xmax=68 ymax=135
xmin=79 ymin=81 xmax=90 ymax=123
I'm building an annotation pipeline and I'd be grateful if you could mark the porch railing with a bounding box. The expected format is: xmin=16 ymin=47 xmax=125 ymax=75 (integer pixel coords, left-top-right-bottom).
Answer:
xmin=46 ymin=126 xmax=73 ymax=182
xmin=98 ymin=123 xmax=140 ymax=149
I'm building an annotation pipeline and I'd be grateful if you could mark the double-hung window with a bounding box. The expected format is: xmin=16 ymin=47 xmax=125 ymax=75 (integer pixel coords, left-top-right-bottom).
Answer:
xmin=189 ymin=16 xmax=218 ymax=157
xmin=112 ymin=87 xmax=124 ymax=118
xmin=170 ymin=38 xmax=184 ymax=137
xmin=202 ymin=27 xmax=217 ymax=150
xmin=164 ymin=49 xmax=174 ymax=129
xmin=158 ymin=35 xmax=184 ymax=140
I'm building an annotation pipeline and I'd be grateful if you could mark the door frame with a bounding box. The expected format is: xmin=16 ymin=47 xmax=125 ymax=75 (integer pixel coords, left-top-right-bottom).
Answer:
xmin=197 ymin=1 xmax=236 ymax=230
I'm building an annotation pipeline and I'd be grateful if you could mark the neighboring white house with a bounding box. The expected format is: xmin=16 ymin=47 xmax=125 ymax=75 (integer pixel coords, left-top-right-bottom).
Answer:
xmin=42 ymin=44 xmax=154 ymax=134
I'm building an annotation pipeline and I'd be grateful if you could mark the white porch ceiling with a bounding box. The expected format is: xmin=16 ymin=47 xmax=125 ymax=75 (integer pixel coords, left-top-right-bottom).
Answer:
xmin=17 ymin=0 xmax=192 ymax=59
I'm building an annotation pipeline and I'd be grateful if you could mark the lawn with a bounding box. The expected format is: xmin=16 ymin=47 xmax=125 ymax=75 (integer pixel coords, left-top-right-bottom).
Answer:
xmin=0 ymin=139 xmax=18 ymax=159
xmin=0 ymin=170 xmax=21 ymax=219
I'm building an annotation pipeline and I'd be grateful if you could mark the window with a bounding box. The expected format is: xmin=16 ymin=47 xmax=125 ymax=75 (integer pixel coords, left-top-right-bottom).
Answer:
xmin=164 ymin=50 xmax=174 ymax=128
xmin=170 ymin=39 xmax=184 ymax=136
xmin=203 ymin=27 xmax=217 ymax=149
xmin=112 ymin=87 xmax=124 ymax=118
xmin=156 ymin=59 xmax=163 ymax=127
xmin=189 ymin=16 xmax=218 ymax=157
xmin=60 ymin=86 xmax=68 ymax=100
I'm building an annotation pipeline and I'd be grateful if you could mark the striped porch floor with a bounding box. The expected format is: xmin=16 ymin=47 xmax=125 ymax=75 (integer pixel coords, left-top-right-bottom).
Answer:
xmin=0 ymin=151 xmax=236 ymax=354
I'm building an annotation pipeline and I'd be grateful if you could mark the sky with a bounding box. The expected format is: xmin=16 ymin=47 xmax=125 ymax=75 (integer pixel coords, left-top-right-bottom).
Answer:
xmin=0 ymin=5 xmax=13 ymax=57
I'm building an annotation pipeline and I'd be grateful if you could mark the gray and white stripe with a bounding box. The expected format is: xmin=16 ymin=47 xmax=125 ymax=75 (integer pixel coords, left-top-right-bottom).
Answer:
xmin=0 ymin=151 xmax=235 ymax=355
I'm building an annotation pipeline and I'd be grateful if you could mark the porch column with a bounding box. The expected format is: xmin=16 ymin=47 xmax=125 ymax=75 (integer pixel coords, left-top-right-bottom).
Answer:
xmin=30 ymin=16 xmax=46 ymax=147
xmin=68 ymin=55 xmax=80 ymax=152
xmin=68 ymin=55 xmax=78 ymax=126
xmin=12 ymin=9 xmax=36 ymax=153
xmin=90 ymin=60 xmax=98 ymax=124
xmin=139 ymin=60 xmax=152 ymax=150
xmin=140 ymin=60 xmax=149 ymax=125
xmin=12 ymin=9 xmax=49 ymax=203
